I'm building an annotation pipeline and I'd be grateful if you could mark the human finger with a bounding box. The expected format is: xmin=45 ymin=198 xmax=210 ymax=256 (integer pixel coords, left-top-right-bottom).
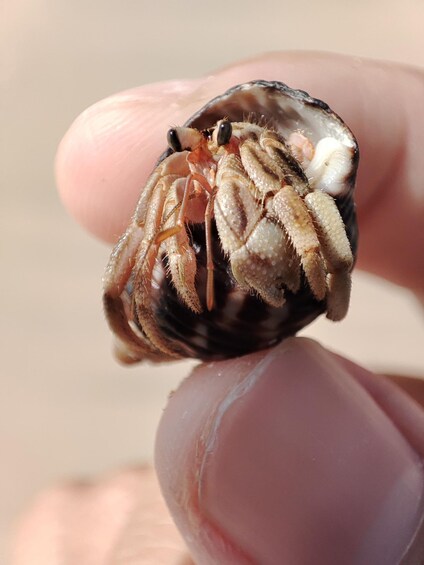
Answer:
xmin=155 ymin=337 xmax=424 ymax=565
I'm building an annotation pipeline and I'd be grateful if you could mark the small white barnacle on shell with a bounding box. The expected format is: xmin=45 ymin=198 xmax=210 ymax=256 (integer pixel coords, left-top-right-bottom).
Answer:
xmin=103 ymin=80 xmax=359 ymax=363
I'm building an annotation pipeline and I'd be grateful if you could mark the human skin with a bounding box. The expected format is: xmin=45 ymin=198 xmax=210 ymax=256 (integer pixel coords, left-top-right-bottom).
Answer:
xmin=12 ymin=53 xmax=424 ymax=564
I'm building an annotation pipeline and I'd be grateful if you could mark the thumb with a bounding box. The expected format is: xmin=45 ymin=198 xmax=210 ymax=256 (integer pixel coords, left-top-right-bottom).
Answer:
xmin=155 ymin=338 xmax=424 ymax=565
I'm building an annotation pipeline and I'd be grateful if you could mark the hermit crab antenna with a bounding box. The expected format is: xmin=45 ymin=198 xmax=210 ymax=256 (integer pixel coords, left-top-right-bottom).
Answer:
xmin=216 ymin=120 xmax=232 ymax=146
xmin=167 ymin=128 xmax=183 ymax=152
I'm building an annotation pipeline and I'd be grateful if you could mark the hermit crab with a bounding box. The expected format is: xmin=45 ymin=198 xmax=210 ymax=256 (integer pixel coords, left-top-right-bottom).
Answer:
xmin=103 ymin=80 xmax=359 ymax=363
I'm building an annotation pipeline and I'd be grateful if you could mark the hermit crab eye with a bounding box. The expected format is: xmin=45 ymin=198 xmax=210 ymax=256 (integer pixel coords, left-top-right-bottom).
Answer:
xmin=216 ymin=120 xmax=232 ymax=146
xmin=167 ymin=128 xmax=183 ymax=152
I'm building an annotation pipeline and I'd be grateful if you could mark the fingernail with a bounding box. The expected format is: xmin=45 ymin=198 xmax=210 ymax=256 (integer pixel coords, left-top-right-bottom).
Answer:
xmin=193 ymin=339 xmax=423 ymax=564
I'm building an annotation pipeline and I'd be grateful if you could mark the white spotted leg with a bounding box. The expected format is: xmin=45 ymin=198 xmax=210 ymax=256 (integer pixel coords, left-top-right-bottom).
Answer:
xmin=272 ymin=186 xmax=327 ymax=302
xmin=214 ymin=153 xmax=299 ymax=307
xmin=259 ymin=129 xmax=352 ymax=316
xmin=304 ymin=191 xmax=353 ymax=320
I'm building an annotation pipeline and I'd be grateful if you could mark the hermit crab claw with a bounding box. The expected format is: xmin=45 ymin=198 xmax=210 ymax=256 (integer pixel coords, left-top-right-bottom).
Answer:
xmin=103 ymin=80 xmax=359 ymax=364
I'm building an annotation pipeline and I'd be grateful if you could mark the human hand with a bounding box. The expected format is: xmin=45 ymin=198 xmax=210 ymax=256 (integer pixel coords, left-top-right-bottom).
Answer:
xmin=13 ymin=52 xmax=424 ymax=564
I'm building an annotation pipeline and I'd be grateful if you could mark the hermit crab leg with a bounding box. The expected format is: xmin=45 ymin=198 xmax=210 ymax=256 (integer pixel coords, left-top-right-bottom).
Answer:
xmin=239 ymin=138 xmax=285 ymax=196
xmin=103 ymin=198 xmax=170 ymax=362
xmin=103 ymin=225 xmax=144 ymax=299
xmin=258 ymin=131 xmax=310 ymax=198
xmin=103 ymin=292 xmax=165 ymax=364
xmin=304 ymin=191 xmax=353 ymax=272
xmin=103 ymin=167 xmax=167 ymax=301
xmin=214 ymin=153 xmax=291 ymax=307
xmin=102 ymin=158 xmax=193 ymax=363
xmin=103 ymin=225 xmax=152 ymax=362
xmin=157 ymin=170 xmax=216 ymax=310
xmin=133 ymin=174 xmax=185 ymax=358
xmin=161 ymin=178 xmax=202 ymax=313
xmin=239 ymin=137 xmax=326 ymax=301
xmin=304 ymin=191 xmax=354 ymax=320
xmin=259 ymin=130 xmax=352 ymax=311
xmin=272 ymin=186 xmax=327 ymax=301
xmin=133 ymin=151 xmax=191 ymax=226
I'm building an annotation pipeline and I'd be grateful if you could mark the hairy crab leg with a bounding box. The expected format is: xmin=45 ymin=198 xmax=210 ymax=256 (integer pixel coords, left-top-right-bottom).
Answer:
xmin=305 ymin=191 xmax=354 ymax=320
xmin=239 ymin=138 xmax=284 ymax=196
xmin=238 ymin=136 xmax=325 ymax=301
xmin=103 ymin=208 xmax=169 ymax=362
xmin=104 ymin=166 xmax=184 ymax=298
xmin=103 ymin=293 xmax=167 ymax=363
xmin=272 ymin=186 xmax=327 ymax=301
xmin=256 ymin=131 xmax=352 ymax=314
xmin=103 ymin=176 xmax=179 ymax=363
xmin=156 ymin=172 xmax=216 ymax=311
xmin=162 ymin=179 xmax=202 ymax=313
xmin=103 ymin=225 xmax=144 ymax=299
xmin=102 ymin=154 xmax=192 ymax=363
xmin=214 ymin=154 xmax=292 ymax=306
xmin=133 ymin=152 xmax=190 ymax=226
xmin=304 ymin=191 xmax=353 ymax=271
xmin=258 ymin=131 xmax=310 ymax=198
xmin=103 ymin=225 xmax=158 ymax=364
xmin=133 ymin=175 xmax=186 ymax=358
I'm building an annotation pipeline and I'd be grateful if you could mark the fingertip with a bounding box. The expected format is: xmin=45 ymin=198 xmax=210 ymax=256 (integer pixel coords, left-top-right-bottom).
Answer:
xmin=56 ymin=95 xmax=144 ymax=242
xmin=155 ymin=338 xmax=424 ymax=564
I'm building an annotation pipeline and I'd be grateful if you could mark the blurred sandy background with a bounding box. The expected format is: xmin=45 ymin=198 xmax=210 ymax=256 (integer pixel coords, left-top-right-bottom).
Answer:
xmin=2 ymin=0 xmax=424 ymax=561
